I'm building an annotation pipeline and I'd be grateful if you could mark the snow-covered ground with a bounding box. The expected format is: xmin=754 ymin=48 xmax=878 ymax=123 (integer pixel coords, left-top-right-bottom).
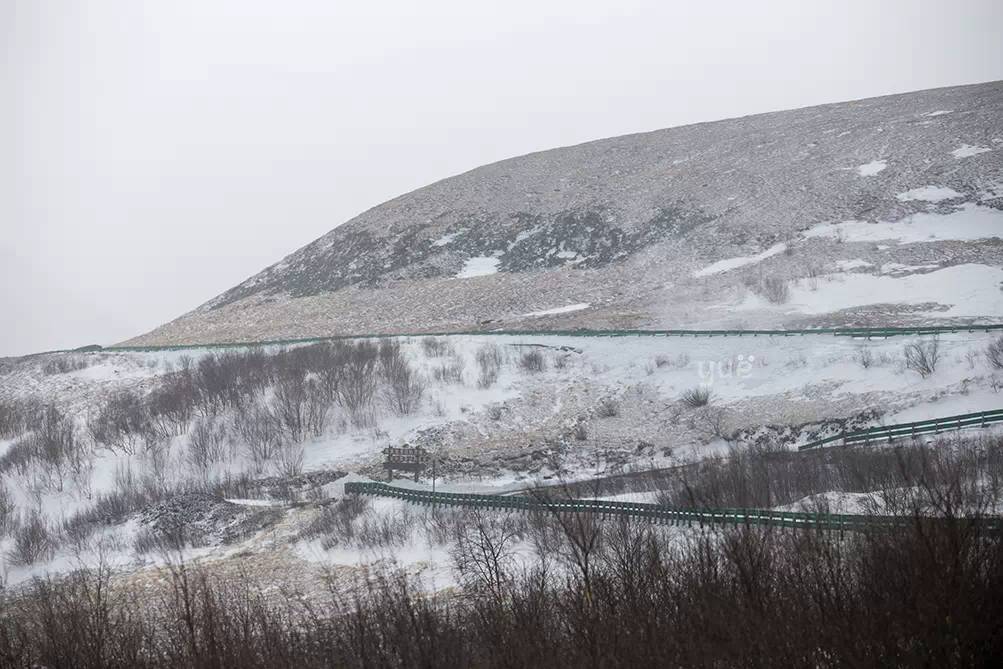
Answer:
xmin=733 ymin=264 xmax=1003 ymax=318
xmin=802 ymin=203 xmax=1003 ymax=245
xmin=2 ymin=328 xmax=1001 ymax=588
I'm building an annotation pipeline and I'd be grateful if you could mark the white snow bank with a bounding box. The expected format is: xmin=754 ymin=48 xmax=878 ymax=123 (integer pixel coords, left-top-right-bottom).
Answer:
xmin=896 ymin=186 xmax=962 ymax=202
xmin=693 ymin=243 xmax=787 ymax=277
xmin=952 ymin=144 xmax=991 ymax=159
xmin=857 ymin=159 xmax=887 ymax=176
xmin=802 ymin=204 xmax=1003 ymax=245
xmin=456 ymin=256 xmax=500 ymax=278
xmin=520 ymin=303 xmax=590 ymax=318
xmin=925 ymin=110 xmax=953 ymax=117
xmin=735 ymin=263 xmax=1003 ymax=317
xmin=225 ymin=498 xmax=283 ymax=507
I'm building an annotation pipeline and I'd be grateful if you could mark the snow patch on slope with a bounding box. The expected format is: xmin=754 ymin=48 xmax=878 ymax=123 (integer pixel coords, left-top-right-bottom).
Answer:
xmin=857 ymin=159 xmax=887 ymax=176
xmin=432 ymin=231 xmax=464 ymax=247
xmin=896 ymin=186 xmax=962 ymax=202
xmin=456 ymin=256 xmax=500 ymax=278
xmin=693 ymin=243 xmax=787 ymax=277
xmin=735 ymin=263 xmax=1003 ymax=317
xmin=802 ymin=204 xmax=1003 ymax=245
xmin=952 ymin=144 xmax=991 ymax=159
xmin=520 ymin=303 xmax=590 ymax=318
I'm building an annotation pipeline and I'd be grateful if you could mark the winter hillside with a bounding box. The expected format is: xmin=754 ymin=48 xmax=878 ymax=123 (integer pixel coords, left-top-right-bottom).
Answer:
xmin=125 ymin=81 xmax=1003 ymax=347
xmin=1 ymin=331 xmax=1002 ymax=587
xmin=4 ymin=82 xmax=1003 ymax=665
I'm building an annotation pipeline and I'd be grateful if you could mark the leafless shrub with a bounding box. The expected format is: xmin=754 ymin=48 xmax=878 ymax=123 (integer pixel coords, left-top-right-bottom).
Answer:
xmin=757 ymin=276 xmax=790 ymax=304
xmin=519 ymin=349 xmax=547 ymax=373
xmin=380 ymin=346 xmax=426 ymax=415
xmin=336 ymin=341 xmax=380 ymax=422
xmin=273 ymin=441 xmax=305 ymax=479
xmin=804 ymin=263 xmax=823 ymax=290
xmin=354 ymin=506 xmax=413 ymax=547
xmin=476 ymin=344 xmax=503 ymax=388
xmin=0 ymin=481 xmax=18 ymax=536
xmin=186 ymin=418 xmax=231 ymax=476
xmin=62 ymin=465 xmax=173 ymax=545
xmin=41 ymin=354 xmax=89 ymax=375
xmin=699 ymin=406 xmax=734 ymax=441
xmin=904 ymin=337 xmax=941 ymax=378
xmin=231 ymin=401 xmax=283 ymax=472
xmin=132 ymin=526 xmax=194 ymax=555
xmin=272 ymin=371 xmax=331 ymax=442
xmin=421 ymin=337 xmax=453 ymax=358
xmin=986 ymin=336 xmax=1003 ymax=371
xmin=681 ymin=387 xmax=712 ymax=408
xmin=595 ymin=397 xmax=619 ymax=418
xmin=433 ymin=359 xmax=465 ymax=384
xmin=856 ymin=345 xmax=874 ymax=369
xmin=2 ymin=405 xmax=81 ymax=492
xmin=486 ymin=405 xmax=504 ymax=421
xmin=88 ymin=390 xmax=151 ymax=454
xmin=147 ymin=374 xmax=196 ymax=437
xmin=451 ymin=513 xmax=522 ymax=599
xmin=302 ymin=495 xmax=370 ymax=548
xmin=7 ymin=509 xmax=55 ymax=566
xmin=0 ymin=398 xmax=43 ymax=443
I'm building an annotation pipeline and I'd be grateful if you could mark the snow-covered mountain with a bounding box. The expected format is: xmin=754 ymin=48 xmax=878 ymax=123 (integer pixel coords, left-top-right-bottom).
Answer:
xmin=127 ymin=81 xmax=1003 ymax=346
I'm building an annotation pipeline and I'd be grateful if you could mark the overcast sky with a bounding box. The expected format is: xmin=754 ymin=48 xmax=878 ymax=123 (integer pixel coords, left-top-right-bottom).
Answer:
xmin=3 ymin=0 xmax=1002 ymax=356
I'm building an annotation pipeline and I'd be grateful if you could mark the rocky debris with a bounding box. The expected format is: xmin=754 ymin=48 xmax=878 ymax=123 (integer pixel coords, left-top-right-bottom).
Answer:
xmin=139 ymin=492 xmax=283 ymax=547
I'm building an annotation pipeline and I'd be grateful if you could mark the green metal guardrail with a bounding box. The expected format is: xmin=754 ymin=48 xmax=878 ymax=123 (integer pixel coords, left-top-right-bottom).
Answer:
xmin=343 ymin=481 xmax=1002 ymax=534
xmin=798 ymin=409 xmax=1003 ymax=451
xmin=104 ymin=324 xmax=1003 ymax=353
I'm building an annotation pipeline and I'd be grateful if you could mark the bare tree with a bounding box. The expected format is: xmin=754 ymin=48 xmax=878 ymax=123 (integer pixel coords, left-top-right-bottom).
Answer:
xmin=986 ymin=336 xmax=1003 ymax=371
xmin=519 ymin=350 xmax=547 ymax=373
xmin=337 ymin=342 xmax=380 ymax=422
xmin=380 ymin=346 xmax=425 ymax=415
xmin=450 ymin=512 xmax=522 ymax=600
xmin=904 ymin=337 xmax=941 ymax=378
xmin=476 ymin=344 xmax=504 ymax=388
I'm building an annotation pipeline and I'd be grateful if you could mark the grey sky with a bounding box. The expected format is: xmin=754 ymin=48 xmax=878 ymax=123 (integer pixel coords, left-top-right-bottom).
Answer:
xmin=3 ymin=0 xmax=1002 ymax=356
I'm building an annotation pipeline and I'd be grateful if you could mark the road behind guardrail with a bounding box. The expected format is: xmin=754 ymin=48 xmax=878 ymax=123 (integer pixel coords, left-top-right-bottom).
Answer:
xmin=344 ymin=481 xmax=1002 ymax=535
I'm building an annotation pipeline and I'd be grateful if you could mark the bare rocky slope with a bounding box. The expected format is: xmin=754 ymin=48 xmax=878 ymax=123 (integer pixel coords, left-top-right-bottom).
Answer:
xmin=127 ymin=81 xmax=1003 ymax=346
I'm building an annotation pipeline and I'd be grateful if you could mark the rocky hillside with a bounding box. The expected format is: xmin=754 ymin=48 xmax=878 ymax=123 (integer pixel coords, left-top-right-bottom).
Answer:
xmin=128 ymin=81 xmax=1003 ymax=346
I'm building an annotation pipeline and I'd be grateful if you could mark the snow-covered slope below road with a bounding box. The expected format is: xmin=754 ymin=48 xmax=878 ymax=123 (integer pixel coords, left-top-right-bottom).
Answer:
xmin=3 ymin=330 xmax=1002 ymax=587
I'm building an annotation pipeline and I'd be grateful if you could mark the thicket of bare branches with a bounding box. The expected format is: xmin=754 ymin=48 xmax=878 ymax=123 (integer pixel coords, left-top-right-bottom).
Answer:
xmin=518 ymin=349 xmax=546 ymax=373
xmin=476 ymin=344 xmax=503 ymax=388
xmin=986 ymin=336 xmax=1003 ymax=371
xmin=2 ymin=483 xmax=1002 ymax=667
xmin=904 ymin=337 xmax=941 ymax=378
xmin=379 ymin=341 xmax=425 ymax=415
